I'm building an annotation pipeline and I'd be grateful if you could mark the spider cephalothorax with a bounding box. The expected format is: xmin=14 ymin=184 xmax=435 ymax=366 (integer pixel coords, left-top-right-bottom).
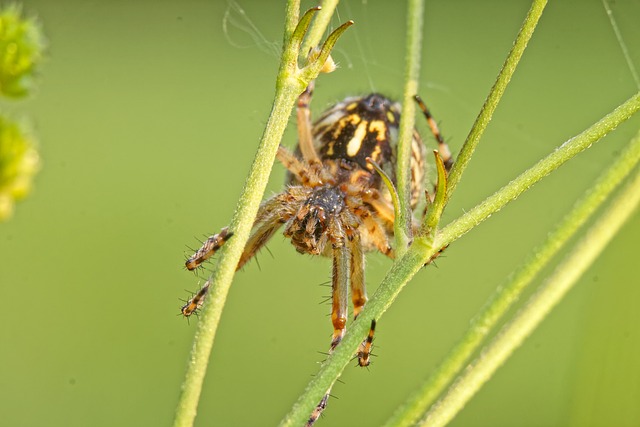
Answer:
xmin=183 ymin=81 xmax=452 ymax=426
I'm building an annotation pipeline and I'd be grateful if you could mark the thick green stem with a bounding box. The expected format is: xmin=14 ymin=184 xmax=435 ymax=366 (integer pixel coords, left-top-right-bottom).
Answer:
xmin=384 ymin=126 xmax=640 ymax=427
xmin=420 ymin=130 xmax=640 ymax=427
xmin=445 ymin=0 xmax=547 ymax=204
xmin=395 ymin=0 xmax=425 ymax=255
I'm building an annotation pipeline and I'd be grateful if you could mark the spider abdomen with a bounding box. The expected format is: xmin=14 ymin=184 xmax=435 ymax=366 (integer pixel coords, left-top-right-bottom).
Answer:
xmin=314 ymin=93 xmax=399 ymax=176
xmin=311 ymin=93 xmax=426 ymax=209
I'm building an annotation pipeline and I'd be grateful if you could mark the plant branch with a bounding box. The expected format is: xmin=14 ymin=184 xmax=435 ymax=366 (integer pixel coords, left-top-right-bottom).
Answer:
xmin=395 ymin=0 xmax=425 ymax=256
xmin=436 ymin=91 xmax=640 ymax=250
xmin=420 ymin=128 xmax=640 ymax=427
xmin=384 ymin=125 xmax=640 ymax=427
xmin=445 ymin=0 xmax=548 ymax=204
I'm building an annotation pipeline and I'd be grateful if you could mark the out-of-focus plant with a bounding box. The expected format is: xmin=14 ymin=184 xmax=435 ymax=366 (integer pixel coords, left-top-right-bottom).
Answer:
xmin=0 ymin=4 xmax=45 ymax=221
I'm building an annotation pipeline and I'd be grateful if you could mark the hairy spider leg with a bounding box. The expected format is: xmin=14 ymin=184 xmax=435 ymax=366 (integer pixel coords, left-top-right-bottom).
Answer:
xmin=236 ymin=189 xmax=305 ymax=270
xmin=329 ymin=218 xmax=350 ymax=351
xmin=306 ymin=394 xmax=329 ymax=427
xmin=276 ymin=145 xmax=325 ymax=187
xmin=305 ymin=217 xmax=350 ymax=427
xmin=356 ymin=319 xmax=376 ymax=367
xmin=297 ymin=80 xmax=321 ymax=164
xmin=180 ymin=279 xmax=211 ymax=317
xmin=351 ymin=204 xmax=394 ymax=258
xmin=347 ymin=228 xmax=367 ymax=319
xmin=414 ymin=95 xmax=453 ymax=171
xmin=185 ymin=228 xmax=233 ymax=271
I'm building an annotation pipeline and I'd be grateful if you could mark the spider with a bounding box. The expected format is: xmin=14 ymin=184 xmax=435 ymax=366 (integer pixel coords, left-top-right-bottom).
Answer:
xmin=184 ymin=81 xmax=452 ymax=425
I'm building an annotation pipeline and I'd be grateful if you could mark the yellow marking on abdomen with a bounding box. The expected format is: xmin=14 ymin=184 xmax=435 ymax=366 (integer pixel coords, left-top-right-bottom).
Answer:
xmin=346 ymin=121 xmax=368 ymax=156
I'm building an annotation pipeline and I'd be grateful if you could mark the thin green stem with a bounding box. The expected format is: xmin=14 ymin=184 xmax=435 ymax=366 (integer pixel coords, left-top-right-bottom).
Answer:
xmin=384 ymin=126 xmax=640 ymax=427
xmin=280 ymin=91 xmax=640 ymax=427
xmin=445 ymin=0 xmax=547 ymax=204
xmin=436 ymin=91 xmax=640 ymax=251
xmin=420 ymin=130 xmax=640 ymax=427
xmin=172 ymin=3 xmax=350 ymax=426
xmin=395 ymin=0 xmax=425 ymax=256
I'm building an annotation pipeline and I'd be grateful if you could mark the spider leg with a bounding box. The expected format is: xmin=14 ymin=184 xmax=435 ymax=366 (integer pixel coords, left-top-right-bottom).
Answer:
xmin=352 ymin=205 xmax=394 ymax=259
xmin=414 ymin=95 xmax=453 ymax=172
xmin=347 ymin=224 xmax=367 ymax=319
xmin=307 ymin=218 xmax=350 ymax=427
xmin=276 ymin=145 xmax=323 ymax=187
xmin=237 ymin=190 xmax=304 ymax=270
xmin=356 ymin=319 xmax=376 ymax=367
xmin=185 ymin=228 xmax=233 ymax=271
xmin=361 ymin=188 xmax=395 ymax=227
xmin=297 ymin=79 xmax=321 ymax=164
xmin=346 ymin=225 xmax=378 ymax=368
xmin=186 ymin=189 xmax=305 ymax=271
xmin=330 ymin=220 xmax=349 ymax=351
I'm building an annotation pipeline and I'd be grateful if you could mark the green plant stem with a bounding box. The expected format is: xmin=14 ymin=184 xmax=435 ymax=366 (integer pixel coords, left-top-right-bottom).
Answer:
xmin=384 ymin=125 xmax=640 ymax=427
xmin=420 ymin=130 xmax=640 ymax=427
xmin=283 ymin=0 xmax=300 ymax=42
xmin=279 ymin=91 xmax=640 ymax=427
xmin=173 ymin=85 xmax=302 ymax=427
xmin=436 ymin=91 xmax=640 ymax=250
xmin=172 ymin=3 xmax=347 ymax=427
xmin=395 ymin=0 xmax=425 ymax=255
xmin=445 ymin=0 xmax=547 ymax=204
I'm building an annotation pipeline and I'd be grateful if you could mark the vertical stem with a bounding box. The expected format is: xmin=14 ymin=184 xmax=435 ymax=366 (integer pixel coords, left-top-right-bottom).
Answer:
xmin=395 ymin=0 xmax=425 ymax=256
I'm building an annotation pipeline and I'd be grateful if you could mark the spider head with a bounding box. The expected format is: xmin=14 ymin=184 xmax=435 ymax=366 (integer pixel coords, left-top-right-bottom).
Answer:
xmin=285 ymin=185 xmax=345 ymax=256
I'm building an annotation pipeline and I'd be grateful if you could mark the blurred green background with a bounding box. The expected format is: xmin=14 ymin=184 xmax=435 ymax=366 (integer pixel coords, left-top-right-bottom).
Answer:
xmin=1 ymin=1 xmax=639 ymax=426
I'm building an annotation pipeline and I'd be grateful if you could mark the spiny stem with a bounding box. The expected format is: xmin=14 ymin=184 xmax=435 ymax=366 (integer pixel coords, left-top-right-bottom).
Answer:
xmin=420 ymin=129 xmax=640 ymax=427
xmin=384 ymin=125 xmax=640 ymax=427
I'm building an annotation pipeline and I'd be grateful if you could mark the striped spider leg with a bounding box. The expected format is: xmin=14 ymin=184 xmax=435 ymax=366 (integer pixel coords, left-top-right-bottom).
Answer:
xmin=180 ymin=279 xmax=211 ymax=319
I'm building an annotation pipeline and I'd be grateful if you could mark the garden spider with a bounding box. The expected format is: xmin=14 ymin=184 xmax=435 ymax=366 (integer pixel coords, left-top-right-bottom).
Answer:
xmin=185 ymin=81 xmax=452 ymax=425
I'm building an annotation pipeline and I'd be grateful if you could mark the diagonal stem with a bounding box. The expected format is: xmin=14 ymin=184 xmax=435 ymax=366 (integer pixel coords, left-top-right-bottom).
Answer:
xmin=444 ymin=0 xmax=548 ymax=204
